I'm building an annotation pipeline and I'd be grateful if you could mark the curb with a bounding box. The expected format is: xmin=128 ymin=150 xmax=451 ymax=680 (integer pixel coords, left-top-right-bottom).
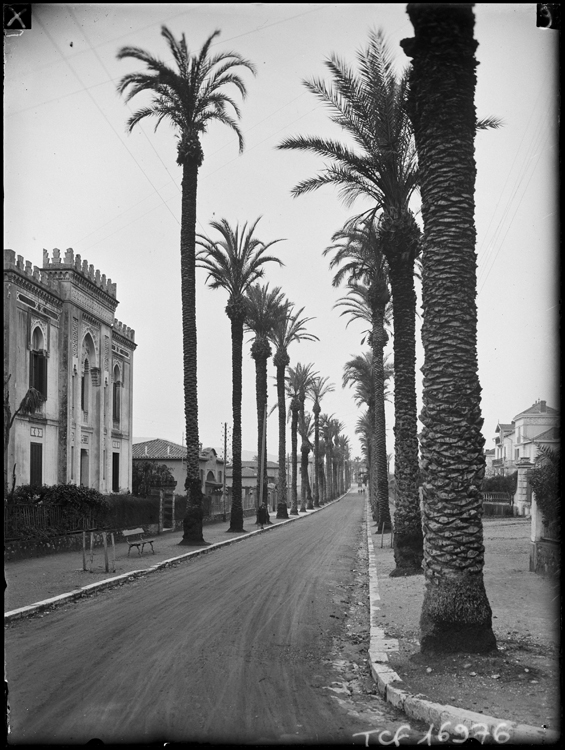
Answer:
xmin=365 ymin=502 xmax=560 ymax=745
xmin=5 ymin=493 xmax=345 ymax=624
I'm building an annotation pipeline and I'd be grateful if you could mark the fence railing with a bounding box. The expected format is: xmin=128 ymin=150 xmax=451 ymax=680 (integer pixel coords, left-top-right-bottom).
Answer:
xmin=4 ymin=504 xmax=95 ymax=539
xmin=481 ymin=491 xmax=512 ymax=503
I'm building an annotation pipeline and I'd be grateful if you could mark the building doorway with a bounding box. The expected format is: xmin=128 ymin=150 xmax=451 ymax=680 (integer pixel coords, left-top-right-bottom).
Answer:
xmin=80 ymin=449 xmax=89 ymax=486
xmin=112 ymin=452 xmax=120 ymax=493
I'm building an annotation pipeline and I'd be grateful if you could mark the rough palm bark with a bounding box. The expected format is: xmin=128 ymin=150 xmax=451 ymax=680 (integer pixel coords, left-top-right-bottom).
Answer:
xmin=179 ymin=155 xmax=207 ymax=542
xmin=289 ymin=397 xmax=300 ymax=515
xmin=274 ymin=349 xmax=290 ymax=518
xmin=251 ymin=337 xmax=271 ymax=509
xmin=383 ymin=217 xmax=423 ymax=575
xmin=227 ymin=300 xmax=246 ymax=531
xmin=402 ymin=3 xmax=496 ymax=653
xmin=371 ymin=302 xmax=391 ymax=531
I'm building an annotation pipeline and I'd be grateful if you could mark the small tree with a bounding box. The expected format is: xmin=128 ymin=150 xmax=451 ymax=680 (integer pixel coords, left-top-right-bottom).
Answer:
xmin=529 ymin=445 xmax=560 ymax=531
xmin=4 ymin=374 xmax=46 ymax=497
xmin=132 ymin=462 xmax=175 ymax=498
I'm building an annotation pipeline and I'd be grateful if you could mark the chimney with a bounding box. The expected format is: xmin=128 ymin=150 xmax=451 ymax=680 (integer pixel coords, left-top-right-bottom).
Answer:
xmin=144 ymin=446 xmax=147 ymax=456
xmin=167 ymin=446 xmax=170 ymax=456
xmin=540 ymin=400 xmax=546 ymax=412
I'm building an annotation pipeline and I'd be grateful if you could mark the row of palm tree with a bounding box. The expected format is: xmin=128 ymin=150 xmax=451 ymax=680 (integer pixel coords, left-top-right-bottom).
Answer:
xmin=116 ymin=28 xmax=350 ymax=539
xmin=277 ymin=29 xmax=423 ymax=576
xmin=116 ymin=10 xmax=496 ymax=654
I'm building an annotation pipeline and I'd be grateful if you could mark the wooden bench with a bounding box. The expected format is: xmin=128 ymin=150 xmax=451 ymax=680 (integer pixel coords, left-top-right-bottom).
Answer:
xmin=122 ymin=528 xmax=156 ymax=556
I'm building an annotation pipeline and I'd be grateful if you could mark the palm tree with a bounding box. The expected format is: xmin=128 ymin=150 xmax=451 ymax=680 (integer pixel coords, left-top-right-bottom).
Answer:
xmin=326 ymin=217 xmax=393 ymax=530
xmin=307 ymin=376 xmax=335 ymax=507
xmin=343 ymin=351 xmax=393 ymax=524
xmin=285 ymin=363 xmax=318 ymax=515
xmin=277 ymin=29 xmax=423 ymax=573
xmin=401 ymin=4 xmax=496 ymax=652
xmin=244 ymin=284 xmax=287 ymax=513
xmin=116 ymin=27 xmax=256 ymax=546
xmin=298 ymin=411 xmax=314 ymax=511
xmin=197 ymin=218 xmax=283 ymax=532
xmin=269 ymin=307 xmax=318 ymax=518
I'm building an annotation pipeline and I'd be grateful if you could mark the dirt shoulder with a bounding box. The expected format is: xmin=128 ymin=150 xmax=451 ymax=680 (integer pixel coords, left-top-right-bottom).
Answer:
xmin=370 ymin=518 xmax=560 ymax=733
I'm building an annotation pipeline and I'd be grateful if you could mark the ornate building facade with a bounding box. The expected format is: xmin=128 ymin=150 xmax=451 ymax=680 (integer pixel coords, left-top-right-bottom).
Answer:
xmin=4 ymin=248 xmax=136 ymax=493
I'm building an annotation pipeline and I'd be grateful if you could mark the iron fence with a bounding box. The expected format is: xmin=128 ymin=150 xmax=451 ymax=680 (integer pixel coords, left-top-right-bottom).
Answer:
xmin=4 ymin=504 xmax=94 ymax=539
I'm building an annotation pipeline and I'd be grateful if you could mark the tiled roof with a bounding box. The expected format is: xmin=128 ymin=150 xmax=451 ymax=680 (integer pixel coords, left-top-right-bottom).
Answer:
xmin=531 ymin=425 xmax=560 ymax=442
xmin=132 ymin=439 xmax=186 ymax=460
xmin=133 ymin=440 xmax=225 ymax=462
xmin=496 ymin=423 xmax=514 ymax=434
xmin=514 ymin=401 xmax=558 ymax=419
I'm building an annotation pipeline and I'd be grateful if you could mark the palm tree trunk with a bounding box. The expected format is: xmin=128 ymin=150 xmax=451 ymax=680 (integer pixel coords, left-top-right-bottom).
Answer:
xmin=228 ymin=315 xmax=245 ymax=532
xmin=179 ymin=160 xmax=206 ymax=545
xmin=372 ymin=310 xmax=391 ymax=531
xmin=253 ymin=346 xmax=270 ymax=513
xmin=388 ymin=261 xmax=423 ymax=575
xmin=300 ymin=441 xmax=310 ymax=511
xmin=290 ymin=403 xmax=299 ymax=515
xmin=313 ymin=406 xmax=321 ymax=507
xmin=403 ymin=2 xmax=496 ymax=653
xmin=274 ymin=355 xmax=289 ymax=518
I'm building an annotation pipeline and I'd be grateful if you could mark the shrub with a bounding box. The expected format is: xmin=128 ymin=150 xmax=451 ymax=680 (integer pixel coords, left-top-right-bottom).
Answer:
xmin=481 ymin=472 xmax=517 ymax=495
xmin=103 ymin=493 xmax=160 ymax=529
xmin=530 ymin=445 xmax=560 ymax=531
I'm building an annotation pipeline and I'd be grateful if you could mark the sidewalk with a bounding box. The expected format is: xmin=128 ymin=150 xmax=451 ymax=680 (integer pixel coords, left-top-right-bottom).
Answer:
xmin=366 ymin=507 xmax=560 ymax=744
xmin=4 ymin=508 xmax=310 ymax=615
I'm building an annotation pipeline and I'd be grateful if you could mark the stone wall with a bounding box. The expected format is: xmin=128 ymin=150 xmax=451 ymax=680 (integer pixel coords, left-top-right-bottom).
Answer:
xmin=529 ymin=539 xmax=560 ymax=576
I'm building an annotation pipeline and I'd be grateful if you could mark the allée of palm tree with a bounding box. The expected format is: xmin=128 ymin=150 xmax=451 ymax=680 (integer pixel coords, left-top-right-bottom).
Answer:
xmin=401 ymin=3 xmax=496 ymax=653
xmin=308 ymin=375 xmax=335 ymax=507
xmin=268 ymin=307 xmax=318 ymax=518
xmin=244 ymin=283 xmax=287 ymax=513
xmin=277 ymin=29 xmax=423 ymax=574
xmin=285 ymin=362 xmax=318 ymax=515
xmin=326 ymin=217 xmax=393 ymax=530
xmin=116 ymin=26 xmax=256 ymax=545
xmin=197 ymin=218 xmax=283 ymax=532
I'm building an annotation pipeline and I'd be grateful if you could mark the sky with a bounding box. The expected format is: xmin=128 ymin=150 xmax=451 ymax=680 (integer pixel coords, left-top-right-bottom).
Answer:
xmin=4 ymin=3 xmax=559 ymax=465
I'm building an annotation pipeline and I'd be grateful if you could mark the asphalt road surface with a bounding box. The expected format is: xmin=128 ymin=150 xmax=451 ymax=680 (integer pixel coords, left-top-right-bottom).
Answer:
xmin=6 ymin=494 xmax=404 ymax=745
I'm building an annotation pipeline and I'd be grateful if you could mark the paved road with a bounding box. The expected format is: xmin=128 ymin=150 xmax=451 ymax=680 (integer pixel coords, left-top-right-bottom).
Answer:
xmin=6 ymin=494 xmax=402 ymax=745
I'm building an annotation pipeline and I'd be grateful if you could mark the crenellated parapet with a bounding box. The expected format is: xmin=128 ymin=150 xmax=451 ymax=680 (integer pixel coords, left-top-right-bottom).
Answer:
xmin=42 ymin=248 xmax=117 ymax=297
xmin=4 ymin=248 xmax=58 ymax=292
xmin=113 ymin=318 xmax=136 ymax=343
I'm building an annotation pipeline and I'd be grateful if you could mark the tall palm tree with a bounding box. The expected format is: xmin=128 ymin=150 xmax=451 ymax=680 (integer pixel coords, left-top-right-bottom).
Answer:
xmin=117 ymin=27 xmax=256 ymax=545
xmin=286 ymin=363 xmax=318 ymax=515
xmin=298 ymin=411 xmax=314 ymax=511
xmin=326 ymin=217 xmax=393 ymax=530
xmin=401 ymin=4 xmax=496 ymax=652
xmin=343 ymin=351 xmax=393 ymax=524
xmin=277 ymin=29 xmax=423 ymax=573
xmin=244 ymin=284 xmax=287 ymax=512
xmin=269 ymin=307 xmax=318 ymax=518
xmin=197 ymin=218 xmax=283 ymax=532
xmin=308 ymin=376 xmax=335 ymax=508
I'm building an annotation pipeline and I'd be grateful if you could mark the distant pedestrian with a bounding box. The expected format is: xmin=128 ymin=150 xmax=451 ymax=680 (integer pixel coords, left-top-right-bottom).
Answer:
xmin=257 ymin=503 xmax=268 ymax=529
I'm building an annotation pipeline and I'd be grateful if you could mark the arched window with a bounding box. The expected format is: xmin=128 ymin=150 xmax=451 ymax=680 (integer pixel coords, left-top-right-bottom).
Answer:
xmin=112 ymin=364 xmax=121 ymax=427
xmin=29 ymin=327 xmax=48 ymax=400
xmin=81 ymin=334 xmax=95 ymax=423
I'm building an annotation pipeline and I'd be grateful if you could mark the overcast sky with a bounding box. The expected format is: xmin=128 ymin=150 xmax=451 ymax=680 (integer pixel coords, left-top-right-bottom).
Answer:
xmin=4 ymin=3 xmax=559 ymax=464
